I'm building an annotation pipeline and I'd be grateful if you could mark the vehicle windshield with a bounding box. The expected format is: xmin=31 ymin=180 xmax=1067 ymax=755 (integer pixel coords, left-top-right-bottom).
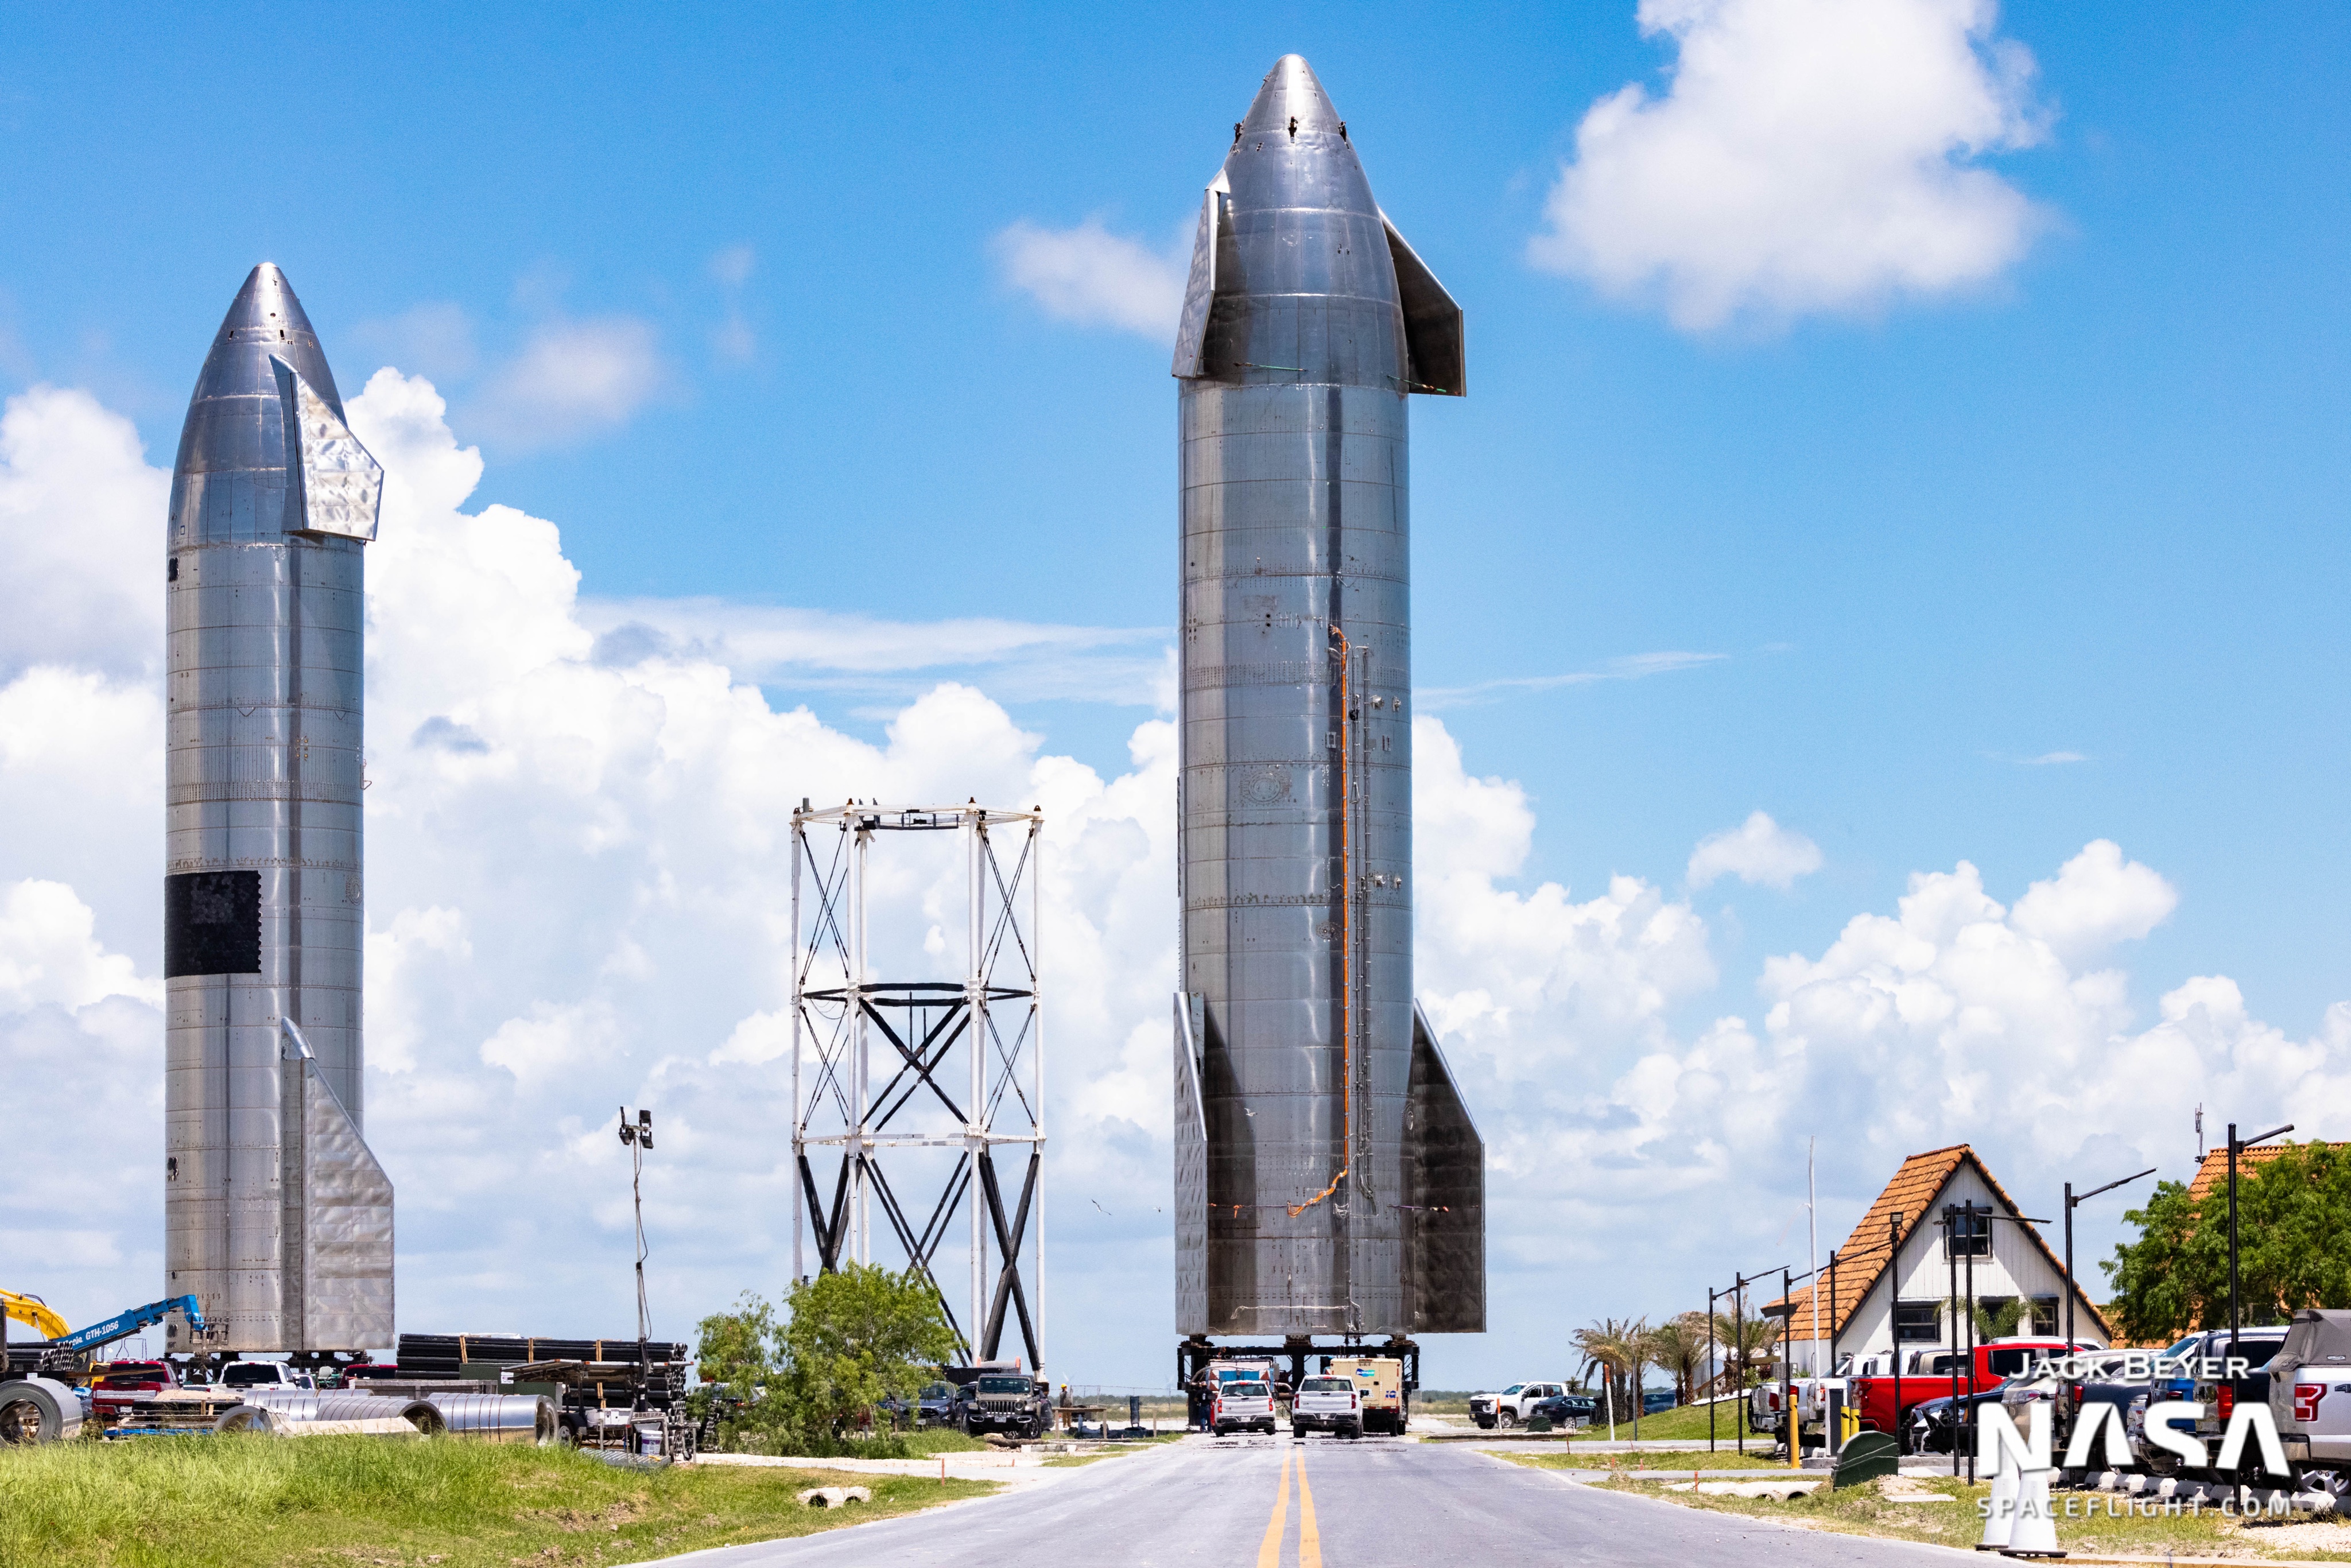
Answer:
xmin=921 ymin=1383 xmax=954 ymax=1399
xmin=977 ymin=1377 xmax=1031 ymax=1395
xmin=222 ymin=1364 xmax=283 ymax=1387
xmin=1224 ymin=1381 xmax=1268 ymax=1399
xmin=1502 ymin=1383 xmax=1524 ymax=1395
xmin=2162 ymin=1334 xmax=2203 ymax=1362
xmin=1300 ymin=1378 xmax=1349 ymax=1393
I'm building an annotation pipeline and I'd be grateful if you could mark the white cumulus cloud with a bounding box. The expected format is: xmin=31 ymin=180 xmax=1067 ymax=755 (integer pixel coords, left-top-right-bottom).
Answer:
xmin=991 ymin=219 xmax=1188 ymax=341
xmin=1687 ymin=810 xmax=1824 ymax=889
xmin=0 ymin=387 xmax=168 ymax=681
xmin=1530 ymin=0 xmax=2053 ymax=331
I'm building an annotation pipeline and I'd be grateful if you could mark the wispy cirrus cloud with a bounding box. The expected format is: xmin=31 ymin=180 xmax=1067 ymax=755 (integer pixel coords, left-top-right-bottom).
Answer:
xmin=1418 ymin=650 xmax=1725 ymax=710
xmin=577 ymin=598 xmax=1172 ymax=710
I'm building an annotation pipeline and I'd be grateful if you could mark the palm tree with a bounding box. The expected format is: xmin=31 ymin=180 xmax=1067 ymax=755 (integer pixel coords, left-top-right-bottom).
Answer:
xmin=1643 ymin=1313 xmax=1708 ymax=1407
xmin=1712 ymin=1310 xmax=1782 ymax=1392
xmin=1572 ymin=1317 xmax=1650 ymax=1439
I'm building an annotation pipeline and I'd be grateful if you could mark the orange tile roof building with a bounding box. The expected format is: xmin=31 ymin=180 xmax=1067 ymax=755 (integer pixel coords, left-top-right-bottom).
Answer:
xmin=1768 ymin=1144 xmax=2112 ymax=1375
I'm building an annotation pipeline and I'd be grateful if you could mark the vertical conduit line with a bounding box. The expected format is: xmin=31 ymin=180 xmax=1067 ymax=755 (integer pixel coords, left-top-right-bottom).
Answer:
xmin=1291 ymin=624 xmax=1353 ymax=1218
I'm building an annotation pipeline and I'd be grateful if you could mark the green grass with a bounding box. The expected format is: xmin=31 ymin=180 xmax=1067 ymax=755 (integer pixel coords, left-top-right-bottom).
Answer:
xmin=1614 ymin=1470 xmax=2351 ymax=1562
xmin=1567 ymin=1400 xmax=1764 ymax=1444
xmin=712 ymin=1425 xmax=988 ymax=1458
xmin=0 ymin=1435 xmax=995 ymax=1568
xmin=1502 ymin=1449 xmax=1784 ymax=1472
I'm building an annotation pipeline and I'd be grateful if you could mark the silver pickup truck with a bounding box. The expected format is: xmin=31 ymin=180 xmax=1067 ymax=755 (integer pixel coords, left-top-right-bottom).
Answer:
xmin=2267 ymin=1308 xmax=2351 ymax=1501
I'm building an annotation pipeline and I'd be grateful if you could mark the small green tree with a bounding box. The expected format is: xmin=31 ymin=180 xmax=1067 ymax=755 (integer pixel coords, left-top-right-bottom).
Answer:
xmin=775 ymin=1263 xmax=961 ymax=1442
xmin=692 ymin=1292 xmax=783 ymax=1447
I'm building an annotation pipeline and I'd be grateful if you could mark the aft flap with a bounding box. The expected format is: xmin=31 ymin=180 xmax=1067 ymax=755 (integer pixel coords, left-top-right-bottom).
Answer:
xmin=1380 ymin=212 xmax=1465 ymax=397
xmin=1171 ymin=173 xmax=1230 ymax=379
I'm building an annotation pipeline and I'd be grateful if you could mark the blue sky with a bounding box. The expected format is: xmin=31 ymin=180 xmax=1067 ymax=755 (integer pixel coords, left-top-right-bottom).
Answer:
xmin=2 ymin=2 xmax=2346 ymax=1386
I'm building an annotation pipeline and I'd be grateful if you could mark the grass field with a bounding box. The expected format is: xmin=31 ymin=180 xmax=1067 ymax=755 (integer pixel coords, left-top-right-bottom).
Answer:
xmin=1569 ymin=1399 xmax=1765 ymax=1445
xmin=0 ymin=1435 xmax=995 ymax=1568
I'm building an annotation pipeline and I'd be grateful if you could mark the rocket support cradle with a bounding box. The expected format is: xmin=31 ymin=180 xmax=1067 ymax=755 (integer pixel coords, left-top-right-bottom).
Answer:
xmin=164 ymin=265 xmax=394 ymax=1355
xmin=1172 ymin=57 xmax=1484 ymax=1345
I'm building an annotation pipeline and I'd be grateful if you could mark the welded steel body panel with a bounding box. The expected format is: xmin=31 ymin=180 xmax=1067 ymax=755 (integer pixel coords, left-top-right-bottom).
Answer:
xmin=165 ymin=264 xmax=392 ymax=1353
xmin=1173 ymin=57 xmax=1478 ymax=1339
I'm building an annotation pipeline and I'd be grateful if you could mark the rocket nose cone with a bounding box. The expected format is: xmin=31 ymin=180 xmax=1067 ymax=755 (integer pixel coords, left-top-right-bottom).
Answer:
xmin=218 ymin=262 xmax=323 ymax=344
xmin=187 ymin=262 xmax=343 ymax=422
xmin=1240 ymin=53 xmax=1343 ymax=136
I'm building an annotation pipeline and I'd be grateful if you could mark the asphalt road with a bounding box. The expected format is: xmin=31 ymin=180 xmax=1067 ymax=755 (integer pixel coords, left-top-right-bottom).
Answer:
xmin=659 ymin=1434 xmax=1970 ymax=1567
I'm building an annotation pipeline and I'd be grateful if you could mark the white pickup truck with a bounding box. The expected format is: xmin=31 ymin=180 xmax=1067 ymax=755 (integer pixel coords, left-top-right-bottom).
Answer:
xmin=1290 ymin=1375 xmax=1364 ymax=1439
xmin=1469 ymin=1381 xmax=1570 ymax=1430
xmin=2268 ymin=1308 xmax=2351 ymax=1501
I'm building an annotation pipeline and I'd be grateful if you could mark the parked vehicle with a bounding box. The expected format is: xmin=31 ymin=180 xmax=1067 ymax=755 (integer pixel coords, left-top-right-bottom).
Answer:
xmin=1469 ymin=1381 xmax=1571 ymax=1430
xmin=83 ymin=1360 xmax=177 ymax=1419
xmin=880 ymin=1379 xmax=959 ymax=1430
xmin=1290 ymin=1376 xmax=1362 ymax=1439
xmin=2191 ymin=1326 xmax=2298 ymax=1472
xmin=953 ymin=1374 xmax=1051 ymax=1438
xmin=1847 ymin=1337 xmax=2071 ymax=1442
xmin=2268 ymin=1308 xmax=2351 ymax=1501
xmin=1529 ymin=1391 xmax=1597 ymax=1428
xmin=1326 ymin=1356 xmax=1407 ymax=1434
xmin=1906 ymin=1388 xmax=2008 ymax=1454
xmin=219 ymin=1361 xmax=317 ymax=1391
xmin=1212 ymin=1377 xmax=1278 ymax=1437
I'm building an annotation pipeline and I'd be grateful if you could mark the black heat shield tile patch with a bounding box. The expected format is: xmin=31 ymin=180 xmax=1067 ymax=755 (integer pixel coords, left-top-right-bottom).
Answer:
xmin=164 ymin=870 xmax=262 ymax=977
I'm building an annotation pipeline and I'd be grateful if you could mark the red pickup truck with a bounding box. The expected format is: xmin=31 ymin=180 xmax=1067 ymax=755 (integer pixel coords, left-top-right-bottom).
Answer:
xmin=1848 ymin=1338 xmax=2072 ymax=1443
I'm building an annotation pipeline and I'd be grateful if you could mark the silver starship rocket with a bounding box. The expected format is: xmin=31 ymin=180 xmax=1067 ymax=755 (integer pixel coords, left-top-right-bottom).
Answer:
xmin=164 ymin=263 xmax=394 ymax=1356
xmin=1172 ymin=57 xmax=1485 ymax=1345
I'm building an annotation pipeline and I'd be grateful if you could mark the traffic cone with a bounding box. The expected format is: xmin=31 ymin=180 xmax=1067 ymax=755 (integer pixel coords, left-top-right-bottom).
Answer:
xmin=2001 ymin=1463 xmax=2062 ymax=1558
xmin=1977 ymin=1447 xmax=2017 ymax=1551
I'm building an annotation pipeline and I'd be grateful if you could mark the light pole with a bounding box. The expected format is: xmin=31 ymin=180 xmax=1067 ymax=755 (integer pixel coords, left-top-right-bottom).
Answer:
xmin=619 ymin=1106 xmax=654 ymax=1344
xmin=2228 ymin=1121 xmax=2293 ymax=1363
xmin=2063 ymin=1167 xmax=2154 ymax=1349
xmin=1888 ymin=1210 xmax=1903 ymax=1452
xmin=1707 ymin=1285 xmax=1718 ymax=1453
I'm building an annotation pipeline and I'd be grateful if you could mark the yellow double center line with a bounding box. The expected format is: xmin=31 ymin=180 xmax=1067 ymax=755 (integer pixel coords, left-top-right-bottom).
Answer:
xmin=1255 ymin=1445 xmax=1322 ymax=1568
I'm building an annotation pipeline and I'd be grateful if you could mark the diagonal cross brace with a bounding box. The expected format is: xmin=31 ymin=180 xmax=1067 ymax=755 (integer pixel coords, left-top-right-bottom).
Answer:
xmin=863 ymin=1158 xmax=970 ymax=1356
xmin=976 ymin=1148 xmax=1041 ymax=1370
xmin=862 ymin=999 xmax=968 ymax=1125
xmin=798 ymin=1151 xmax=854 ymax=1274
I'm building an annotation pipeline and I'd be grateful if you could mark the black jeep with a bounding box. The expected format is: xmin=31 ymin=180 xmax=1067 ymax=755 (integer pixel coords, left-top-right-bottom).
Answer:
xmin=953 ymin=1373 xmax=1051 ymax=1438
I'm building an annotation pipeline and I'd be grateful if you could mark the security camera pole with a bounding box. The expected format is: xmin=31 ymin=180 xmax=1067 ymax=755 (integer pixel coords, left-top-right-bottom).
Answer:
xmin=620 ymin=1107 xmax=654 ymax=1344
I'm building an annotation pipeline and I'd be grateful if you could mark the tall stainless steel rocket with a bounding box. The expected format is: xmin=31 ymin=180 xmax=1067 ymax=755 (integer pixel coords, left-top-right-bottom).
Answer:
xmin=164 ymin=264 xmax=394 ymax=1356
xmin=1172 ymin=57 xmax=1485 ymax=1349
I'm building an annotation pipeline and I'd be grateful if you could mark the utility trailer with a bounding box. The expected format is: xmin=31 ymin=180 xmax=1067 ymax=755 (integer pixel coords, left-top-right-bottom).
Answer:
xmin=395 ymin=1333 xmax=693 ymax=1456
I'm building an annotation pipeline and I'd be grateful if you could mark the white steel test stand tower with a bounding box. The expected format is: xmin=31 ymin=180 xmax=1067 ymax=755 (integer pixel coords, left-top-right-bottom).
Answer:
xmin=788 ymin=801 xmax=1045 ymax=1372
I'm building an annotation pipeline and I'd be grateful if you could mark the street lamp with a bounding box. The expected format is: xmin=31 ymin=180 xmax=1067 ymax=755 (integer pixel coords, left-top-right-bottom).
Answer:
xmin=2228 ymin=1121 xmax=2293 ymax=1363
xmin=619 ymin=1106 xmax=654 ymax=1344
xmin=2063 ymin=1167 xmax=2155 ymax=1349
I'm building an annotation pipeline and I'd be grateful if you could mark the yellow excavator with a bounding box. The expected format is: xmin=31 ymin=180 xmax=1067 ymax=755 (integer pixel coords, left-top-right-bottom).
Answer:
xmin=2 ymin=1290 xmax=70 ymax=1344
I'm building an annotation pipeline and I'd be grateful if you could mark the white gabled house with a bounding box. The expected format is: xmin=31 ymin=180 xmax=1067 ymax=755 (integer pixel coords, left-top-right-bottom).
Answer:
xmin=1768 ymin=1143 xmax=2111 ymax=1376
